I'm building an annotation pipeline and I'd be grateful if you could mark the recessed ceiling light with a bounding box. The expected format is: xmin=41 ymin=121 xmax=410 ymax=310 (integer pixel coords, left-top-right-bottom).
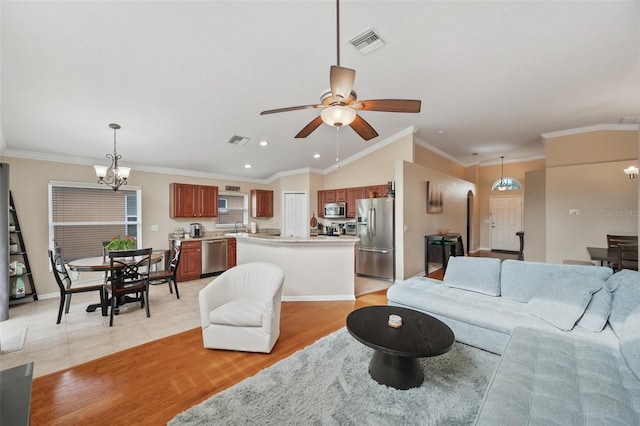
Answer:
xmin=244 ymin=164 xmax=252 ymax=169
xmin=437 ymin=130 xmax=446 ymax=135
xmin=313 ymin=153 xmax=321 ymax=159
xmin=259 ymin=140 xmax=269 ymax=146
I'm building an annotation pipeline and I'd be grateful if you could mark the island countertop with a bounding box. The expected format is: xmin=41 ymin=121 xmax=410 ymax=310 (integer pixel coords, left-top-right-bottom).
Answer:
xmin=235 ymin=234 xmax=359 ymax=244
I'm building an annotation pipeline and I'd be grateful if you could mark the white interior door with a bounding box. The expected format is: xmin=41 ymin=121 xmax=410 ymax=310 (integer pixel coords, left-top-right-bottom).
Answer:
xmin=283 ymin=192 xmax=307 ymax=237
xmin=490 ymin=196 xmax=522 ymax=251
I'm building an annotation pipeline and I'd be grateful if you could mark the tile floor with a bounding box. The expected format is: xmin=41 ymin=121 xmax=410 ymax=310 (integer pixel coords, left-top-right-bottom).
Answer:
xmin=0 ymin=275 xmax=389 ymax=378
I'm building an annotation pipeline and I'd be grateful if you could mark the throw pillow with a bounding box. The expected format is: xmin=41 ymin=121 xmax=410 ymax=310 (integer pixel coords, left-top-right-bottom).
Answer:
xmin=576 ymin=286 xmax=613 ymax=332
xmin=619 ymin=304 xmax=640 ymax=380
xmin=527 ymin=276 xmax=603 ymax=331
xmin=608 ymin=269 xmax=640 ymax=337
xmin=443 ymin=256 xmax=501 ymax=296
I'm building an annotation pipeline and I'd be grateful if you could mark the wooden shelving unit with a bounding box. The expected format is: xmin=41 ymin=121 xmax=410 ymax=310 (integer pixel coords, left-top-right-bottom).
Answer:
xmin=9 ymin=191 xmax=37 ymax=302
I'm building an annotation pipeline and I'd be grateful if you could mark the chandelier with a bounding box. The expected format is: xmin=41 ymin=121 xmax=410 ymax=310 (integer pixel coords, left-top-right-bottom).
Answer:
xmin=93 ymin=123 xmax=131 ymax=191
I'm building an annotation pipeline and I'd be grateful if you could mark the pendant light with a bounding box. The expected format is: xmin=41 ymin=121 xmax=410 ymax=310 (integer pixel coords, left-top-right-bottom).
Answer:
xmin=494 ymin=156 xmax=508 ymax=192
xmin=93 ymin=123 xmax=131 ymax=191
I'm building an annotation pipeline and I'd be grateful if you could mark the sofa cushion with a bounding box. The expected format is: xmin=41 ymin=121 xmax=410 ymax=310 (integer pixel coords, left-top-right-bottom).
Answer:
xmin=576 ymin=286 xmax=613 ymax=332
xmin=501 ymin=259 xmax=613 ymax=303
xmin=526 ymin=276 xmax=602 ymax=331
xmin=608 ymin=269 xmax=640 ymax=337
xmin=475 ymin=327 xmax=640 ymax=426
xmin=620 ymin=305 xmax=640 ymax=380
xmin=443 ymin=256 xmax=501 ymax=296
xmin=209 ymin=299 xmax=264 ymax=327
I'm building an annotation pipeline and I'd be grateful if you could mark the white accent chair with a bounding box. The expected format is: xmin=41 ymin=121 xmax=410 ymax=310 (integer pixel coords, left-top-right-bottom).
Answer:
xmin=199 ymin=262 xmax=285 ymax=353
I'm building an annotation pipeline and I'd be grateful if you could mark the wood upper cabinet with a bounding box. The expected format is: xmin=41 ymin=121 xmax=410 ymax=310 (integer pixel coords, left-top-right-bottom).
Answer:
xmin=170 ymin=183 xmax=218 ymax=218
xmin=335 ymin=189 xmax=346 ymax=202
xmin=251 ymin=189 xmax=273 ymax=218
xmin=365 ymin=184 xmax=388 ymax=199
xmin=324 ymin=190 xmax=336 ymax=203
xmin=346 ymin=187 xmax=366 ymax=218
xmin=175 ymin=240 xmax=201 ymax=282
xmin=227 ymin=238 xmax=237 ymax=269
xmin=317 ymin=191 xmax=327 ymax=218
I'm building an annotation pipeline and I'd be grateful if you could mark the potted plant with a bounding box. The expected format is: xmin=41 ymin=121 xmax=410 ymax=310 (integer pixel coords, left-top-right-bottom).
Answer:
xmin=9 ymin=222 xmax=15 ymax=232
xmin=105 ymin=235 xmax=136 ymax=251
xmin=9 ymin=237 xmax=18 ymax=253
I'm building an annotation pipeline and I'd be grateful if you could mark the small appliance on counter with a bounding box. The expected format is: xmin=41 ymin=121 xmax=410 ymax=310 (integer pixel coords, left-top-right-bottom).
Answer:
xmin=190 ymin=223 xmax=202 ymax=238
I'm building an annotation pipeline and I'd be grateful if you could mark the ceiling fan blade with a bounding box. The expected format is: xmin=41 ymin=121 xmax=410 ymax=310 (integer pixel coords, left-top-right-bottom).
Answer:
xmin=295 ymin=116 xmax=325 ymax=138
xmin=350 ymin=114 xmax=378 ymax=141
xmin=260 ymin=104 xmax=323 ymax=115
xmin=330 ymin=65 xmax=356 ymax=102
xmin=353 ymin=99 xmax=421 ymax=113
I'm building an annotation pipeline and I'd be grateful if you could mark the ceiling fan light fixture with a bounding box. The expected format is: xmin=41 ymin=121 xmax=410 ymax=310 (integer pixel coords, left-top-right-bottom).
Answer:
xmin=321 ymin=105 xmax=356 ymax=127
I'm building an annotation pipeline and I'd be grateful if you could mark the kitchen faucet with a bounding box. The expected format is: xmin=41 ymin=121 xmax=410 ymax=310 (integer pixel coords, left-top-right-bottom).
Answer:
xmin=234 ymin=221 xmax=244 ymax=234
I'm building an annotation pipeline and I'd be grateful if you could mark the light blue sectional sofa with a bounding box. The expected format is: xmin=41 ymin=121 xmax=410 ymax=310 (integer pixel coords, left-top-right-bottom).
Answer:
xmin=387 ymin=256 xmax=640 ymax=425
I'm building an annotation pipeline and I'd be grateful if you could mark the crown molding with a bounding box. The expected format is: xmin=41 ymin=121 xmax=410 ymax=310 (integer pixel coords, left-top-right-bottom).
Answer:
xmin=541 ymin=124 xmax=640 ymax=140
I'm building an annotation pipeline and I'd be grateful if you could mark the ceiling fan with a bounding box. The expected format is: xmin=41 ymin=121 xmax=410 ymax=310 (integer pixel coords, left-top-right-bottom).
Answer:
xmin=260 ymin=0 xmax=421 ymax=141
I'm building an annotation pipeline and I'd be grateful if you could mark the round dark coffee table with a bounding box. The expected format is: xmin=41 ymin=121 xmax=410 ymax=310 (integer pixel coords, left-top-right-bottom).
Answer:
xmin=346 ymin=305 xmax=455 ymax=390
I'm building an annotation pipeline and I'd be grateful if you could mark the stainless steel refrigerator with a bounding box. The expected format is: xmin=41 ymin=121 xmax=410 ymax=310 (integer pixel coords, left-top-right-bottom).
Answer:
xmin=355 ymin=197 xmax=395 ymax=282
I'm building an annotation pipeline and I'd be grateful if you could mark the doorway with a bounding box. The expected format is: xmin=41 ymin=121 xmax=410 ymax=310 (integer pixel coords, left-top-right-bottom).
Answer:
xmin=490 ymin=195 xmax=522 ymax=252
xmin=283 ymin=192 xmax=308 ymax=237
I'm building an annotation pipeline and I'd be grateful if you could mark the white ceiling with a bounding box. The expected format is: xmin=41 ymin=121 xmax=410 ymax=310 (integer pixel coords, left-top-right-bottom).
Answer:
xmin=2 ymin=1 xmax=639 ymax=182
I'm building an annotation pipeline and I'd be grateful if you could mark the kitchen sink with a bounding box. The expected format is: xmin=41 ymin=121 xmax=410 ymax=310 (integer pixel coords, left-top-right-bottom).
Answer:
xmin=224 ymin=232 xmax=247 ymax=237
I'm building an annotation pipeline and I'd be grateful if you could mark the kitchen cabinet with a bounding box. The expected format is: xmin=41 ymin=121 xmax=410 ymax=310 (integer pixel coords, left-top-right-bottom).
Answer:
xmin=335 ymin=189 xmax=346 ymax=202
xmin=251 ymin=189 xmax=274 ymax=218
xmin=365 ymin=184 xmax=388 ymax=198
xmin=170 ymin=183 xmax=219 ymax=218
xmin=346 ymin=187 xmax=366 ymax=218
xmin=324 ymin=190 xmax=336 ymax=203
xmin=176 ymin=240 xmax=202 ymax=282
xmin=317 ymin=191 xmax=327 ymax=218
xmin=227 ymin=238 xmax=237 ymax=269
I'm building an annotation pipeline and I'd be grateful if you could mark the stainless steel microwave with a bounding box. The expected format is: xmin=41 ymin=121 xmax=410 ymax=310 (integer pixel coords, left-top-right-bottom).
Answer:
xmin=324 ymin=202 xmax=346 ymax=219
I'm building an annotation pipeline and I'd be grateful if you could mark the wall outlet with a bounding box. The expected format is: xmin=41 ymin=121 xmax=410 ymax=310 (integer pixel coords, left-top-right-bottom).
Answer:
xmin=150 ymin=224 xmax=159 ymax=232
xmin=569 ymin=209 xmax=579 ymax=215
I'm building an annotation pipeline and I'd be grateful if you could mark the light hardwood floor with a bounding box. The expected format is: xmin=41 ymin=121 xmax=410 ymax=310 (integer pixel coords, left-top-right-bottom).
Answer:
xmin=29 ymin=290 xmax=388 ymax=425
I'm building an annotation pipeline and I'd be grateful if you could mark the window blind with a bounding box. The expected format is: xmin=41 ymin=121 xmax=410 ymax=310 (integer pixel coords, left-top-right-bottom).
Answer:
xmin=49 ymin=184 xmax=141 ymax=261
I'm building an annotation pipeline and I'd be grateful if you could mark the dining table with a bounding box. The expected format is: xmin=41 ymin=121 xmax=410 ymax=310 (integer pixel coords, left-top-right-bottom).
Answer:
xmin=68 ymin=252 xmax=164 ymax=315
xmin=586 ymin=246 xmax=617 ymax=267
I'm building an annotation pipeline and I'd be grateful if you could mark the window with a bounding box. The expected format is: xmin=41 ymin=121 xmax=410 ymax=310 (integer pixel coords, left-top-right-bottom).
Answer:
xmin=49 ymin=182 xmax=142 ymax=261
xmin=216 ymin=192 xmax=248 ymax=227
xmin=491 ymin=177 xmax=522 ymax=192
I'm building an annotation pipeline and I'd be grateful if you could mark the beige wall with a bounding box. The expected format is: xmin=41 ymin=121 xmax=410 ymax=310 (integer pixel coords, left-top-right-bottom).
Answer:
xmin=322 ymin=132 xmax=413 ymax=189
xmin=414 ymin=144 xmax=466 ymax=180
xmin=523 ymin=168 xmax=546 ymax=261
xmin=544 ymin=129 xmax=638 ymax=167
xmin=476 ymin=158 xmax=545 ymax=249
xmin=2 ymin=156 xmax=276 ymax=296
xmin=543 ymin=129 xmax=639 ymax=264
xmin=397 ymin=160 xmax=476 ymax=280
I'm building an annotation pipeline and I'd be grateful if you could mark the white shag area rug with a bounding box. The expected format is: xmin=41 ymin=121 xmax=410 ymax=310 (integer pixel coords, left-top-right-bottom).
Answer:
xmin=0 ymin=328 xmax=27 ymax=354
xmin=169 ymin=327 xmax=499 ymax=425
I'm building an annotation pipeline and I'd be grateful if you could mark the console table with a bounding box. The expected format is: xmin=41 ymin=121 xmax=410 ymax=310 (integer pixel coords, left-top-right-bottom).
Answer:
xmin=425 ymin=233 xmax=464 ymax=273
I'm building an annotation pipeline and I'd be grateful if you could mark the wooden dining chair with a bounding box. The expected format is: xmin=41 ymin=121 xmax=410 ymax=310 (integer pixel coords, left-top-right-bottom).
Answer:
xmin=607 ymin=234 xmax=638 ymax=270
xmin=617 ymin=243 xmax=639 ymax=272
xmin=48 ymin=247 xmax=105 ymax=324
xmin=149 ymin=240 xmax=182 ymax=299
xmin=105 ymin=248 xmax=152 ymax=326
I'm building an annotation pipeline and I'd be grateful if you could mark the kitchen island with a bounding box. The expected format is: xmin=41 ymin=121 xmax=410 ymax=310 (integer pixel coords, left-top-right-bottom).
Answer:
xmin=235 ymin=234 xmax=359 ymax=301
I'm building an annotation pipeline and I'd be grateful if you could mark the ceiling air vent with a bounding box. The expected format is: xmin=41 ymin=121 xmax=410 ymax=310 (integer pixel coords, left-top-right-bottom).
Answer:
xmin=227 ymin=135 xmax=249 ymax=146
xmin=349 ymin=27 xmax=385 ymax=55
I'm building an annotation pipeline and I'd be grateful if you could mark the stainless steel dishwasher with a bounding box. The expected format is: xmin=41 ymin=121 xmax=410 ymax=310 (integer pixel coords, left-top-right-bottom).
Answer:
xmin=201 ymin=239 xmax=228 ymax=276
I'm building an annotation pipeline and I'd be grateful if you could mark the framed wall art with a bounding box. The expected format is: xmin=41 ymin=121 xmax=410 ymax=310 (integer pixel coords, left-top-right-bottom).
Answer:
xmin=427 ymin=181 xmax=443 ymax=214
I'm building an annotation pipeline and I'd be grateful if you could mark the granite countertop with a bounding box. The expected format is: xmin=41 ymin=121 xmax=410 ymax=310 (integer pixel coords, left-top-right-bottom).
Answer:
xmin=235 ymin=234 xmax=359 ymax=244
xmin=170 ymin=230 xmax=281 ymax=242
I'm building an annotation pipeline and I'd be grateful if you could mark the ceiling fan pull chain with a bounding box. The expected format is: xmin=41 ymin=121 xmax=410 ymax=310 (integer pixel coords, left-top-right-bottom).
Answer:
xmin=335 ymin=126 xmax=341 ymax=168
